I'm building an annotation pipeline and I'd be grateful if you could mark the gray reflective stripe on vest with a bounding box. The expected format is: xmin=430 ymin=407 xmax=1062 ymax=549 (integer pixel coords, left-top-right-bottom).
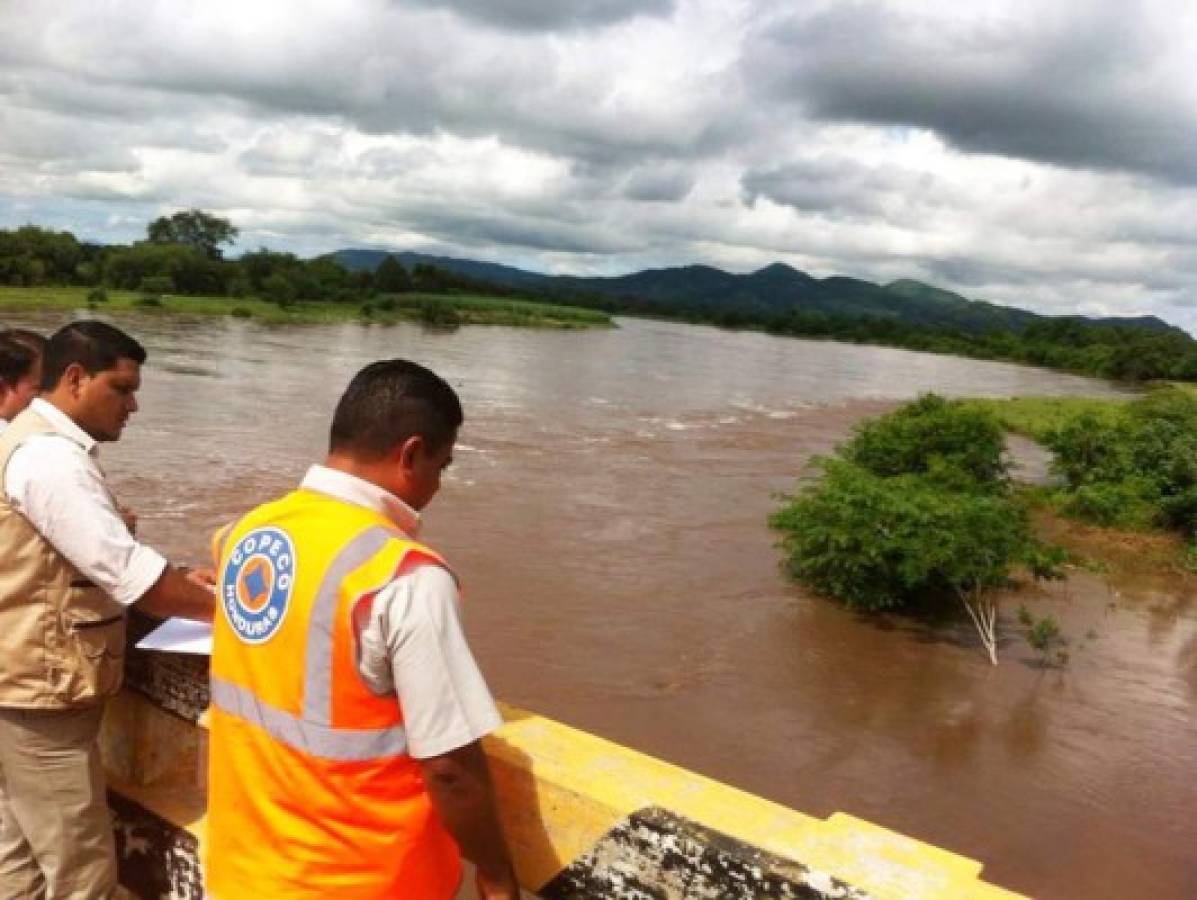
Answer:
xmin=301 ymin=524 xmax=398 ymax=725
xmin=210 ymin=675 xmax=408 ymax=761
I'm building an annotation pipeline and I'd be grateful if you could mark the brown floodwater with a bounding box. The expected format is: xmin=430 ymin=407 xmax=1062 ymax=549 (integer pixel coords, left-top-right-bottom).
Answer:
xmin=8 ymin=310 xmax=1194 ymax=899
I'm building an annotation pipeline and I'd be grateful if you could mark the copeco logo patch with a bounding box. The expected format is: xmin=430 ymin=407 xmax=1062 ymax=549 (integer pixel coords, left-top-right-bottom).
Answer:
xmin=221 ymin=527 xmax=296 ymax=644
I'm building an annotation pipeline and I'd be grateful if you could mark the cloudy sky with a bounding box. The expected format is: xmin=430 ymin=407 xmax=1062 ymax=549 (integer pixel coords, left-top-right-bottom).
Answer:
xmin=2 ymin=0 xmax=1195 ymax=328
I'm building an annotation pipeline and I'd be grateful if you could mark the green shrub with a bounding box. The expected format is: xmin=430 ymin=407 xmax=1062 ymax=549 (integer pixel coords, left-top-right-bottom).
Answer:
xmin=230 ymin=307 xmax=252 ymax=319
xmin=844 ymin=394 xmax=1007 ymax=490
xmin=419 ymin=297 xmax=462 ymax=327
xmin=1160 ymin=486 xmax=1197 ymax=532
xmin=1127 ymin=386 xmax=1197 ymax=430
xmin=1044 ymin=414 xmax=1134 ymax=487
xmin=1021 ymin=611 xmax=1068 ymax=666
xmin=1027 ymin=616 xmax=1062 ymax=653
xmin=262 ymin=272 xmax=296 ymax=306
xmin=772 ymin=395 xmax=1065 ymax=663
xmin=1045 ymin=387 xmax=1197 ymax=532
xmin=1059 ymin=480 xmax=1157 ymax=529
xmin=137 ymin=275 xmax=174 ymax=295
xmin=86 ymin=287 xmax=108 ymax=304
xmin=135 ymin=295 xmax=163 ymax=308
xmin=770 ymin=459 xmax=1040 ymax=612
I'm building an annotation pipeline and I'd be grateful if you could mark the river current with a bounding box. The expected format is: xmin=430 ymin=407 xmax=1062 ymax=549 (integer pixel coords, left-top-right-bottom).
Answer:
xmin=7 ymin=310 xmax=1194 ymax=899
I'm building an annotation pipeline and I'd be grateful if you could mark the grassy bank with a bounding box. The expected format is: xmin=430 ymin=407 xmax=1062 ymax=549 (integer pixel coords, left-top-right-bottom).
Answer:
xmin=965 ymin=389 xmax=1197 ymax=572
xmin=0 ymin=285 xmax=612 ymax=329
xmin=962 ymin=395 xmax=1131 ymax=440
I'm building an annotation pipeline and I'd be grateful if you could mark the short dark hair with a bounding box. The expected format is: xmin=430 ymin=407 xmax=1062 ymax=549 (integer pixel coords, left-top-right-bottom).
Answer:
xmin=329 ymin=359 xmax=463 ymax=459
xmin=42 ymin=321 xmax=147 ymax=390
xmin=0 ymin=329 xmax=45 ymax=387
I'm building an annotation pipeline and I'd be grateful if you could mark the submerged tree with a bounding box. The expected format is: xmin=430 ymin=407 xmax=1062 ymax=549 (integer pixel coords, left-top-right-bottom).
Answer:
xmin=771 ymin=395 xmax=1063 ymax=664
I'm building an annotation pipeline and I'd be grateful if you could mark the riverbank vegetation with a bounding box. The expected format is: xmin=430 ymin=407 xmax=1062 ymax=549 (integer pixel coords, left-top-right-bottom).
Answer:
xmin=5 ymin=215 xmax=1194 ymax=375
xmin=0 ymin=285 xmax=608 ymax=328
xmin=770 ymin=395 xmax=1065 ymax=664
xmin=627 ymin=306 xmax=1197 ymax=383
xmin=774 ymin=388 xmax=1197 ymax=664
xmin=968 ymin=386 xmax=1197 ymax=535
xmin=0 ymin=216 xmax=610 ymax=328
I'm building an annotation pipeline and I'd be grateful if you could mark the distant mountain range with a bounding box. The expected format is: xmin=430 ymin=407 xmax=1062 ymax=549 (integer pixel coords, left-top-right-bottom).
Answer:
xmin=332 ymin=249 xmax=1179 ymax=336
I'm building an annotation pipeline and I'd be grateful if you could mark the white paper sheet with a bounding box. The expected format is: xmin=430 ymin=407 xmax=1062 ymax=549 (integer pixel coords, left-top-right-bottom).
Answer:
xmin=136 ymin=617 xmax=213 ymax=655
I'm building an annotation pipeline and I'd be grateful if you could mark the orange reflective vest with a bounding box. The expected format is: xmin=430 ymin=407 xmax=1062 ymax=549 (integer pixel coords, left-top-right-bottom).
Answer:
xmin=205 ymin=488 xmax=461 ymax=899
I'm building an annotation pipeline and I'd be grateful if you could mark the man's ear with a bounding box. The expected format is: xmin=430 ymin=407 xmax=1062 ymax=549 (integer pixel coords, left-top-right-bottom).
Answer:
xmin=60 ymin=362 xmax=88 ymax=396
xmin=396 ymin=435 xmax=424 ymax=471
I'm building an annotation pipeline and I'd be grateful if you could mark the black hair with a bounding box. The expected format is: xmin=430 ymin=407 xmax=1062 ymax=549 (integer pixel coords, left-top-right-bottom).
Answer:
xmin=41 ymin=321 xmax=147 ymax=390
xmin=0 ymin=329 xmax=45 ymax=388
xmin=329 ymin=359 xmax=463 ymax=459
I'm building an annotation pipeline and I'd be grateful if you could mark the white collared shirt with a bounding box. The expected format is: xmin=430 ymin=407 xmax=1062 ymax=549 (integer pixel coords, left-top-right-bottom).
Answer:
xmin=300 ymin=465 xmax=501 ymax=759
xmin=3 ymin=399 xmax=168 ymax=606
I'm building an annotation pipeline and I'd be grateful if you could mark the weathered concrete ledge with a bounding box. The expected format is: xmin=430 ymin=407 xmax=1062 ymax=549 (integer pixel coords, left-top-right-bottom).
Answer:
xmin=102 ymin=615 xmax=1024 ymax=899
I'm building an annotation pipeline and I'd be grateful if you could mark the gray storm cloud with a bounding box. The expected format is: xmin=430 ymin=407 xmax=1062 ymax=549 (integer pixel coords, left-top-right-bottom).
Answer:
xmin=0 ymin=0 xmax=1195 ymax=328
xmin=745 ymin=2 xmax=1197 ymax=185
xmin=403 ymin=0 xmax=676 ymax=30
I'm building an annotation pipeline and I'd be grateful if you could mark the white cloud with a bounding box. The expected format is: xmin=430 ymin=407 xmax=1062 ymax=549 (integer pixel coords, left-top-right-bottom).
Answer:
xmin=0 ymin=0 xmax=1195 ymax=330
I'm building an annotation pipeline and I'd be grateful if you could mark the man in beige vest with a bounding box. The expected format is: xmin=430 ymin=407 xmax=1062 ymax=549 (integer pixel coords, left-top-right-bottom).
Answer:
xmin=0 ymin=321 xmax=215 ymax=899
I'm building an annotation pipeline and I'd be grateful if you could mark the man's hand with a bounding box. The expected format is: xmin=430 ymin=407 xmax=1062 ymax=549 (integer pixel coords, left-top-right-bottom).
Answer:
xmin=476 ymin=868 xmax=520 ymax=900
xmin=185 ymin=567 xmax=217 ymax=589
xmin=420 ymin=741 xmax=517 ymax=900
xmin=118 ymin=504 xmax=138 ymax=535
xmin=136 ymin=565 xmax=216 ymax=622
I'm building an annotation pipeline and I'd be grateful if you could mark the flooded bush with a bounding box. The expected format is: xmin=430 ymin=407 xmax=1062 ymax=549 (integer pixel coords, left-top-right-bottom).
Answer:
xmin=419 ymin=297 xmax=462 ymax=327
xmin=1018 ymin=607 xmax=1068 ymax=666
xmin=844 ymin=393 xmax=1007 ymax=490
xmin=772 ymin=459 xmax=1039 ymax=613
xmin=772 ymin=395 xmax=1062 ymax=663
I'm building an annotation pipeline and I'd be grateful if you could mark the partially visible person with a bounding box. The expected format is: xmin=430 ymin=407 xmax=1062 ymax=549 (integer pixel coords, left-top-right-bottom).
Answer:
xmin=0 ymin=328 xmax=46 ymax=429
xmin=206 ymin=359 xmax=517 ymax=899
xmin=0 ymin=320 xmax=216 ymax=899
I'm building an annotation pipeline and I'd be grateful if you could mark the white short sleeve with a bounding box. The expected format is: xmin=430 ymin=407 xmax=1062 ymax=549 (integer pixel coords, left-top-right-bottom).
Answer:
xmin=5 ymin=435 xmax=168 ymax=606
xmin=356 ymin=565 xmax=502 ymax=759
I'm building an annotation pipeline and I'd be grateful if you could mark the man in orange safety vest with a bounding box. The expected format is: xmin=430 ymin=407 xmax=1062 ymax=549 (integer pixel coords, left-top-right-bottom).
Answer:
xmin=206 ymin=358 xmax=517 ymax=899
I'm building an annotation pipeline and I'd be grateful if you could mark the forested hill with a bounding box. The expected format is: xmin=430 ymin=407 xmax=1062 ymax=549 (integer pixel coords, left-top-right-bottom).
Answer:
xmin=333 ymin=250 xmax=1180 ymax=338
xmin=0 ymin=216 xmax=1187 ymax=382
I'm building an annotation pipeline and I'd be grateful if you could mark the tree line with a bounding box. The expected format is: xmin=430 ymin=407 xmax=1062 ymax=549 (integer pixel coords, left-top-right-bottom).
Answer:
xmin=0 ymin=212 xmax=512 ymax=307
xmin=3 ymin=211 xmax=1194 ymax=382
xmin=532 ymin=290 xmax=1197 ymax=383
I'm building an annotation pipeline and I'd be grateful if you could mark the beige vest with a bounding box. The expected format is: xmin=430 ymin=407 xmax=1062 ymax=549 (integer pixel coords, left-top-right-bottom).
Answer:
xmin=0 ymin=409 xmax=127 ymax=708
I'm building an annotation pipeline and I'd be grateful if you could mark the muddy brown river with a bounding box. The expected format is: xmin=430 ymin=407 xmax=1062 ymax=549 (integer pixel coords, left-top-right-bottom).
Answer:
xmin=8 ymin=310 xmax=1195 ymax=899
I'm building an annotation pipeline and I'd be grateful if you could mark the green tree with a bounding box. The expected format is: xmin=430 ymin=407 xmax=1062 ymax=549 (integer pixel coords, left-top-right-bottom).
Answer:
xmin=147 ymin=209 xmax=238 ymax=260
xmin=103 ymin=242 xmax=226 ymax=295
xmin=844 ymin=393 xmax=1007 ymax=489
xmin=771 ymin=397 xmax=1062 ymax=664
xmin=262 ymin=272 xmax=297 ymax=306
xmin=374 ymin=256 xmax=412 ymax=293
